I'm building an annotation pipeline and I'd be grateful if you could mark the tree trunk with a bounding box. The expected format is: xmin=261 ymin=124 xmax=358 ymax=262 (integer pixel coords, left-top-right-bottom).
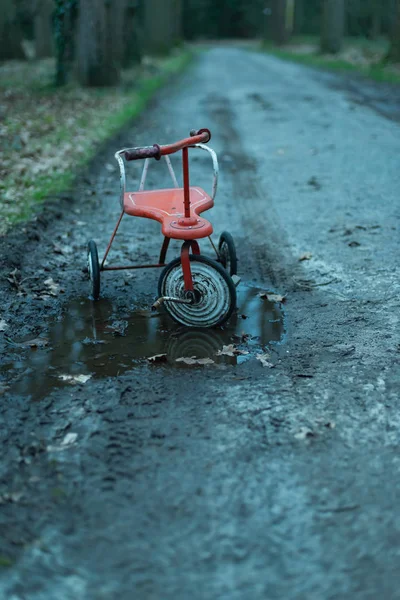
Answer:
xmin=34 ymin=0 xmax=54 ymax=58
xmin=320 ymin=0 xmax=345 ymax=54
xmin=0 ymin=0 xmax=25 ymax=60
xmin=369 ymin=0 xmax=381 ymax=39
xmin=122 ymin=1 xmax=141 ymax=67
xmin=54 ymin=0 xmax=78 ymax=86
xmin=172 ymin=0 xmax=183 ymax=43
xmin=387 ymin=0 xmax=400 ymax=61
xmin=293 ymin=0 xmax=304 ymax=35
xmin=76 ymin=0 xmax=120 ymax=86
xmin=271 ymin=0 xmax=288 ymax=45
xmin=143 ymin=0 xmax=174 ymax=55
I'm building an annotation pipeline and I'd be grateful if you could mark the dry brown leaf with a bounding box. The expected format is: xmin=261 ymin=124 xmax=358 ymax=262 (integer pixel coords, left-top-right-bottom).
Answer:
xmin=258 ymin=292 xmax=286 ymax=303
xmin=299 ymin=252 xmax=312 ymax=261
xmin=176 ymin=356 xmax=214 ymax=366
xmin=44 ymin=277 xmax=60 ymax=296
xmin=0 ymin=491 xmax=24 ymax=504
xmin=294 ymin=427 xmax=315 ymax=440
xmin=58 ymin=374 xmax=92 ymax=384
xmin=216 ymin=344 xmax=249 ymax=357
xmin=14 ymin=337 xmax=49 ymax=348
xmin=47 ymin=432 xmax=78 ymax=452
xmin=61 ymin=433 xmax=78 ymax=446
xmin=148 ymin=354 xmax=167 ymax=363
xmin=256 ymin=354 xmax=274 ymax=368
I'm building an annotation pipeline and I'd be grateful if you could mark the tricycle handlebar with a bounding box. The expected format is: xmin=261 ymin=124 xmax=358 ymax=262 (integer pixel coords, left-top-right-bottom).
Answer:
xmin=124 ymin=144 xmax=161 ymax=161
xmin=124 ymin=129 xmax=211 ymax=162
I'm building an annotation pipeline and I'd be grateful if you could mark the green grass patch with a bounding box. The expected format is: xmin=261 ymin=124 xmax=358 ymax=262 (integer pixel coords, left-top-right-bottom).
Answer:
xmin=0 ymin=555 xmax=14 ymax=568
xmin=260 ymin=36 xmax=400 ymax=85
xmin=0 ymin=50 xmax=193 ymax=235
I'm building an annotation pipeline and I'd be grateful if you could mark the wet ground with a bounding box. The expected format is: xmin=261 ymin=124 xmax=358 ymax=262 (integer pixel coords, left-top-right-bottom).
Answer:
xmin=1 ymin=47 xmax=400 ymax=599
xmin=4 ymin=286 xmax=284 ymax=401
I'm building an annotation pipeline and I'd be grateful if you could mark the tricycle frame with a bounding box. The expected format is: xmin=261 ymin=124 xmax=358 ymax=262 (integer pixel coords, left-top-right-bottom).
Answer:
xmin=99 ymin=140 xmax=220 ymax=292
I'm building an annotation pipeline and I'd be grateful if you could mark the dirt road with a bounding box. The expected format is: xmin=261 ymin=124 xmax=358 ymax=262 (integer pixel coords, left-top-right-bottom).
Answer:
xmin=1 ymin=47 xmax=400 ymax=599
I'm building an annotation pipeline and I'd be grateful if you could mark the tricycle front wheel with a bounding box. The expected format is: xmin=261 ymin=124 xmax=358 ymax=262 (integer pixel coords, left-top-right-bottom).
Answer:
xmin=158 ymin=254 xmax=236 ymax=328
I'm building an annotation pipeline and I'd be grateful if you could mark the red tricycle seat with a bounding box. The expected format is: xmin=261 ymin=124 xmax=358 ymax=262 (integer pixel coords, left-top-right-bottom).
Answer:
xmin=123 ymin=186 xmax=214 ymax=240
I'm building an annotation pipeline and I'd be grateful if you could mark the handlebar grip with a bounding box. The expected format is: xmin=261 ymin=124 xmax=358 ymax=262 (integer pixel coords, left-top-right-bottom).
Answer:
xmin=124 ymin=144 xmax=161 ymax=161
xmin=190 ymin=128 xmax=211 ymax=142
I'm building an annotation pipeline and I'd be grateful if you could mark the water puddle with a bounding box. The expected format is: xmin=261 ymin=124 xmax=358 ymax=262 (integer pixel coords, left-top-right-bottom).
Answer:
xmin=3 ymin=285 xmax=285 ymax=400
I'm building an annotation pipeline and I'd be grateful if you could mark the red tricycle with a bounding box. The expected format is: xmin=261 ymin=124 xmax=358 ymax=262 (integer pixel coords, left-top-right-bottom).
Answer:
xmin=86 ymin=128 xmax=239 ymax=328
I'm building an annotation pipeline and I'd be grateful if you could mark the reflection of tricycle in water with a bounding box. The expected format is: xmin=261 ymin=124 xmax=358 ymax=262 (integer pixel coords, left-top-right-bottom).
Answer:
xmin=87 ymin=128 xmax=239 ymax=328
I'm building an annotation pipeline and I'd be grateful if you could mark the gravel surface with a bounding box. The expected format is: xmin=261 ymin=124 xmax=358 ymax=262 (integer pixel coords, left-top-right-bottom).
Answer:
xmin=1 ymin=47 xmax=400 ymax=599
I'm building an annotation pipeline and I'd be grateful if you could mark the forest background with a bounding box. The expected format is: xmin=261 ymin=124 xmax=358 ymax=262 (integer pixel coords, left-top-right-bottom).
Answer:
xmin=1 ymin=0 xmax=399 ymax=233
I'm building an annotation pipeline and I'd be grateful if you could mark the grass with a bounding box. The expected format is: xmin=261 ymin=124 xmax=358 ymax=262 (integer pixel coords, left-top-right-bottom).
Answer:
xmin=260 ymin=36 xmax=400 ymax=85
xmin=0 ymin=555 xmax=14 ymax=568
xmin=0 ymin=50 xmax=193 ymax=235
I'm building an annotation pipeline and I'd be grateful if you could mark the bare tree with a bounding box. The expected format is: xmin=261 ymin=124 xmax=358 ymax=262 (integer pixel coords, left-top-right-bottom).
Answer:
xmin=271 ymin=0 xmax=288 ymax=45
xmin=320 ymin=0 xmax=345 ymax=54
xmin=387 ymin=0 xmax=400 ymax=61
xmin=0 ymin=0 xmax=25 ymax=60
xmin=122 ymin=0 xmax=141 ymax=67
xmin=369 ymin=0 xmax=381 ymax=39
xmin=293 ymin=0 xmax=304 ymax=35
xmin=76 ymin=0 xmax=120 ymax=86
xmin=143 ymin=0 xmax=176 ymax=54
xmin=34 ymin=0 xmax=54 ymax=58
xmin=172 ymin=0 xmax=183 ymax=43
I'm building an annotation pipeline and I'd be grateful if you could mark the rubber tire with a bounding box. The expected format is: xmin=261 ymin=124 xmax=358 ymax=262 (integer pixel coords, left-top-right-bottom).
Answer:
xmin=87 ymin=240 xmax=100 ymax=300
xmin=218 ymin=231 xmax=237 ymax=276
xmin=158 ymin=254 xmax=236 ymax=328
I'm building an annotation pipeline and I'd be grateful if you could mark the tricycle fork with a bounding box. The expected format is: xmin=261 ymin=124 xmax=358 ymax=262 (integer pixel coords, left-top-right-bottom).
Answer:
xmin=152 ymin=240 xmax=200 ymax=311
xmin=181 ymin=240 xmax=200 ymax=292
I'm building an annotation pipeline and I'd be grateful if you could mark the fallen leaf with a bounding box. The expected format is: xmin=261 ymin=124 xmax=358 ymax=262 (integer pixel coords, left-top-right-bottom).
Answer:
xmin=308 ymin=176 xmax=321 ymax=190
xmin=256 ymin=354 xmax=274 ymax=368
xmin=47 ymin=432 xmax=78 ymax=452
xmin=299 ymin=252 xmax=312 ymax=261
xmin=44 ymin=277 xmax=60 ymax=296
xmin=106 ymin=320 xmax=128 ymax=336
xmin=13 ymin=337 xmax=49 ymax=348
xmin=148 ymin=354 xmax=167 ymax=363
xmin=176 ymin=356 xmax=214 ymax=365
xmin=216 ymin=344 xmax=249 ymax=357
xmin=7 ymin=268 xmax=21 ymax=289
xmin=258 ymin=292 xmax=286 ymax=303
xmin=294 ymin=427 xmax=315 ymax=440
xmin=0 ymin=319 xmax=8 ymax=331
xmin=0 ymin=491 xmax=24 ymax=504
xmin=58 ymin=374 xmax=92 ymax=384
xmin=61 ymin=432 xmax=78 ymax=446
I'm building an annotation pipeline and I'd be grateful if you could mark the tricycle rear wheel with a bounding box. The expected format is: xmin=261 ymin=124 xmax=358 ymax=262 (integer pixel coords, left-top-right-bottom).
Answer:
xmin=218 ymin=231 xmax=237 ymax=276
xmin=87 ymin=240 xmax=100 ymax=300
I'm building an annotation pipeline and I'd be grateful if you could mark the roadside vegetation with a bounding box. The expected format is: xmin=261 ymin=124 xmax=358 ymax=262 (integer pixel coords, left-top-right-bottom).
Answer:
xmin=261 ymin=35 xmax=400 ymax=84
xmin=0 ymin=0 xmax=187 ymax=235
xmin=0 ymin=51 xmax=191 ymax=235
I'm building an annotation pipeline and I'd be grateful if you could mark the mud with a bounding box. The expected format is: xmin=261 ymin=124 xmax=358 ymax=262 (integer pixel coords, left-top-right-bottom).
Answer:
xmin=3 ymin=286 xmax=284 ymax=401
